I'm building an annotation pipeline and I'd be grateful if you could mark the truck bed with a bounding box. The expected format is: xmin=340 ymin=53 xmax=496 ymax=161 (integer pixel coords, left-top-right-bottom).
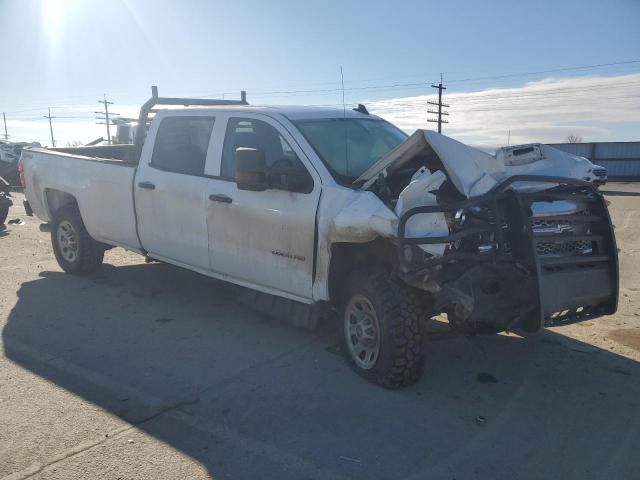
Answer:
xmin=52 ymin=144 xmax=138 ymax=164
xmin=21 ymin=147 xmax=142 ymax=250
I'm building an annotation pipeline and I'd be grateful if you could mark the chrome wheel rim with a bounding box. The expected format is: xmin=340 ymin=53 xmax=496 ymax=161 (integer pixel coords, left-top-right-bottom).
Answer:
xmin=57 ymin=220 xmax=79 ymax=263
xmin=344 ymin=295 xmax=381 ymax=370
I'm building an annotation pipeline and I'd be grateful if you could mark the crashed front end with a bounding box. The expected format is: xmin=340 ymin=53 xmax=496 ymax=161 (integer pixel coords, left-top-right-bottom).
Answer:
xmin=396 ymin=175 xmax=618 ymax=332
xmin=355 ymin=131 xmax=618 ymax=332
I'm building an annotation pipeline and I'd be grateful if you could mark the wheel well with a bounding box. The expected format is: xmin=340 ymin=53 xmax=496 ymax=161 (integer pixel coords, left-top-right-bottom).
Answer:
xmin=328 ymin=238 xmax=395 ymax=304
xmin=45 ymin=189 xmax=77 ymax=218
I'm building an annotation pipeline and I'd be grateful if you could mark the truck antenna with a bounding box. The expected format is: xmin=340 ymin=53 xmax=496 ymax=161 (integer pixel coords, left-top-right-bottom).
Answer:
xmin=340 ymin=66 xmax=349 ymax=175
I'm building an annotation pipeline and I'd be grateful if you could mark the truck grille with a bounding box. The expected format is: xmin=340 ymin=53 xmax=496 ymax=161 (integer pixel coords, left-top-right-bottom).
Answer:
xmin=535 ymin=238 xmax=592 ymax=256
xmin=519 ymin=188 xmax=618 ymax=328
xmin=530 ymin=209 xmax=592 ymax=257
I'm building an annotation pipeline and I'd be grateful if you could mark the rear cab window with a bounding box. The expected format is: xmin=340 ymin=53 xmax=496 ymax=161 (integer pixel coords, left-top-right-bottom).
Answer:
xmin=151 ymin=116 xmax=215 ymax=176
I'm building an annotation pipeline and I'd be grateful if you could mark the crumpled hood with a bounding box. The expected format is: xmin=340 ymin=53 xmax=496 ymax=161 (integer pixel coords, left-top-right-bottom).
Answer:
xmin=355 ymin=130 xmax=596 ymax=197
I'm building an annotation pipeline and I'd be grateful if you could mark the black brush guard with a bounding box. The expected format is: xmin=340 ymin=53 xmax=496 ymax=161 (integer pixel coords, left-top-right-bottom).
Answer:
xmin=397 ymin=175 xmax=619 ymax=332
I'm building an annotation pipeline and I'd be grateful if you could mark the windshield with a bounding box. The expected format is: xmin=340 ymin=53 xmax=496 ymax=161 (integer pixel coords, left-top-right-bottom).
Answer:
xmin=294 ymin=118 xmax=407 ymax=182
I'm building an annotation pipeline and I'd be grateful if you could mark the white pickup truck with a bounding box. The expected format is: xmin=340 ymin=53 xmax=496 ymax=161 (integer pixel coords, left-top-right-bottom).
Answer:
xmin=21 ymin=87 xmax=618 ymax=388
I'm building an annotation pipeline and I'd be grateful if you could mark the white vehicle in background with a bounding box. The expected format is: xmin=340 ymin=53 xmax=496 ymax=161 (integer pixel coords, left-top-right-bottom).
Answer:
xmin=20 ymin=87 xmax=619 ymax=388
xmin=497 ymin=143 xmax=607 ymax=186
xmin=112 ymin=117 xmax=142 ymax=145
xmin=590 ymin=164 xmax=608 ymax=185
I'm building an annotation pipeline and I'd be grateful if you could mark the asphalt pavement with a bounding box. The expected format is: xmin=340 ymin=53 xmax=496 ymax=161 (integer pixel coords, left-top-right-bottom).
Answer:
xmin=1 ymin=185 xmax=639 ymax=480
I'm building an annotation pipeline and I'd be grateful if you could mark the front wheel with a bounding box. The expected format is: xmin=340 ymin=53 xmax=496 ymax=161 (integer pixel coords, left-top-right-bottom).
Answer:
xmin=51 ymin=206 xmax=104 ymax=274
xmin=341 ymin=269 xmax=424 ymax=388
xmin=0 ymin=205 xmax=7 ymax=225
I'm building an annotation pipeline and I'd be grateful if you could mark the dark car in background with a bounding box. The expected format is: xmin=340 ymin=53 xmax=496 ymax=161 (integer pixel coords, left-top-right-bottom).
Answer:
xmin=0 ymin=141 xmax=40 ymax=185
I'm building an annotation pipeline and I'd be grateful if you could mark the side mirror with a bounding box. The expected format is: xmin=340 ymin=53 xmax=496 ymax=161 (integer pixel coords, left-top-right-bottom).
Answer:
xmin=235 ymin=147 xmax=267 ymax=191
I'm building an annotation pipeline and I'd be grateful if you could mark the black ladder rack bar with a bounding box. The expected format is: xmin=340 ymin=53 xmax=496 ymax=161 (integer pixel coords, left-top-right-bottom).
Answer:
xmin=133 ymin=85 xmax=248 ymax=163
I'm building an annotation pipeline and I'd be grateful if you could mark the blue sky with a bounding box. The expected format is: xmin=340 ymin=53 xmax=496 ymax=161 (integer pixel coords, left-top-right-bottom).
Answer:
xmin=1 ymin=0 xmax=639 ymax=146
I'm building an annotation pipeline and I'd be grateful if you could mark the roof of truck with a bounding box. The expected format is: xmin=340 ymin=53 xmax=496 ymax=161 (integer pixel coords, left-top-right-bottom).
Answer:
xmin=156 ymin=104 xmax=383 ymax=121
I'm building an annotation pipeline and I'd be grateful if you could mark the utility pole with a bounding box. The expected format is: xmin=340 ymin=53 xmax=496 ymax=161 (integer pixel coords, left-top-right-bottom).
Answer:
xmin=427 ymin=73 xmax=449 ymax=133
xmin=95 ymin=94 xmax=118 ymax=144
xmin=2 ymin=112 xmax=8 ymax=142
xmin=44 ymin=108 xmax=56 ymax=147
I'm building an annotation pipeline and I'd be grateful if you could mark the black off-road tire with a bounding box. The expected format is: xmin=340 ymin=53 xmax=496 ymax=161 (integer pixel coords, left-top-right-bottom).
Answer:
xmin=340 ymin=269 xmax=424 ymax=388
xmin=51 ymin=205 xmax=104 ymax=274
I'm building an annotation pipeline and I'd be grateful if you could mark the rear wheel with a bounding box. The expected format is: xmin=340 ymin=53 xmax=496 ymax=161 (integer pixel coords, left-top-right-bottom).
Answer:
xmin=51 ymin=206 xmax=104 ymax=274
xmin=340 ymin=269 xmax=423 ymax=388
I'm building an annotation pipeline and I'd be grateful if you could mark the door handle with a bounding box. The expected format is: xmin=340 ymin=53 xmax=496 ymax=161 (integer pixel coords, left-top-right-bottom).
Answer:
xmin=209 ymin=194 xmax=233 ymax=204
xmin=138 ymin=181 xmax=156 ymax=190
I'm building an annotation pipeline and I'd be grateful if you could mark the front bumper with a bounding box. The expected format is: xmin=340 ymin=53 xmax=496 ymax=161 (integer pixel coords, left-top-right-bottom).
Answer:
xmin=397 ymin=175 xmax=619 ymax=332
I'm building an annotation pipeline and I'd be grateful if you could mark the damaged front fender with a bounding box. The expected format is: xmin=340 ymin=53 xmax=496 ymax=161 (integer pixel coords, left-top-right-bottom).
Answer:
xmin=328 ymin=191 xmax=397 ymax=243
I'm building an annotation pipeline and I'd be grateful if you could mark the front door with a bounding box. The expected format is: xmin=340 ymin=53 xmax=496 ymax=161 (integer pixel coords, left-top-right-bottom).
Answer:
xmin=206 ymin=114 xmax=320 ymax=301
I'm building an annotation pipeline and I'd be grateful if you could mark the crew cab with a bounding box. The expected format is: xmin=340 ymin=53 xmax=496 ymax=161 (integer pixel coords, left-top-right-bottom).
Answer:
xmin=20 ymin=87 xmax=619 ymax=388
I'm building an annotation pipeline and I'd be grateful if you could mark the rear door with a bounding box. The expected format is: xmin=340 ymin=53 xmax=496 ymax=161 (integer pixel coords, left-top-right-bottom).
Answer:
xmin=206 ymin=114 xmax=321 ymax=301
xmin=134 ymin=113 xmax=216 ymax=269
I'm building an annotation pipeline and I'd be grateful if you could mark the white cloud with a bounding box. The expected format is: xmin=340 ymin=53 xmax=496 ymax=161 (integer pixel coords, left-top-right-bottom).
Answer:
xmin=367 ymin=73 xmax=640 ymax=147
xmin=6 ymin=120 xmax=46 ymax=129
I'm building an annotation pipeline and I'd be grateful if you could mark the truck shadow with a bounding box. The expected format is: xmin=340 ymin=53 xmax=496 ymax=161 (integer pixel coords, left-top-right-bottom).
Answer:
xmin=3 ymin=262 xmax=639 ymax=480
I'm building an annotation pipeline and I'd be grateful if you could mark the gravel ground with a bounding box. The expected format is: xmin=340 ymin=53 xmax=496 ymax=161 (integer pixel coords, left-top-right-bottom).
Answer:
xmin=0 ymin=184 xmax=639 ymax=480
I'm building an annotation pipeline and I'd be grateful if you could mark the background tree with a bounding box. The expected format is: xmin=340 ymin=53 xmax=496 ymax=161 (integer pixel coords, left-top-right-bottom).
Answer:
xmin=566 ymin=134 xmax=583 ymax=143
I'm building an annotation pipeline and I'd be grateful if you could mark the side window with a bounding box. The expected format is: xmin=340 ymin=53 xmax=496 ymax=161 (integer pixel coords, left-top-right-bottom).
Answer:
xmin=151 ymin=116 xmax=215 ymax=176
xmin=221 ymin=117 xmax=312 ymax=191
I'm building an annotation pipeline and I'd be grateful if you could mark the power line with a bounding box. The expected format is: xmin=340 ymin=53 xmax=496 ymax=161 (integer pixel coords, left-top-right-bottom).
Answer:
xmin=364 ymin=81 xmax=640 ymax=111
xmin=446 ymin=60 xmax=640 ymax=84
xmin=2 ymin=60 xmax=639 ymax=114
xmin=197 ymin=60 xmax=640 ymax=98
xmin=193 ymin=63 xmax=640 ymax=99
xmin=235 ymin=77 xmax=640 ymax=102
